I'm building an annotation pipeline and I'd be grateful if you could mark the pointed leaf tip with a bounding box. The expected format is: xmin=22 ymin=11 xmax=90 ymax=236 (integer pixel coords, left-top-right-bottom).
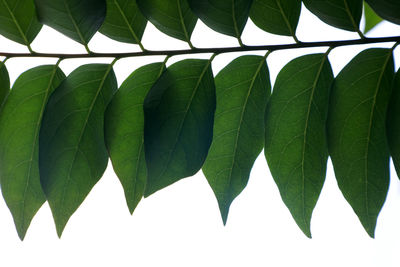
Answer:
xmin=202 ymin=55 xmax=271 ymax=227
xmin=106 ymin=63 xmax=165 ymax=213
xmin=264 ymin=53 xmax=333 ymax=239
xmin=40 ymin=64 xmax=117 ymax=235
xmin=328 ymin=48 xmax=394 ymax=237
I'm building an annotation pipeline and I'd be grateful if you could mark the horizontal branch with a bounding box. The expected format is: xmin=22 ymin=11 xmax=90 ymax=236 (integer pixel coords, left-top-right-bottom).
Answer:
xmin=1 ymin=36 xmax=400 ymax=59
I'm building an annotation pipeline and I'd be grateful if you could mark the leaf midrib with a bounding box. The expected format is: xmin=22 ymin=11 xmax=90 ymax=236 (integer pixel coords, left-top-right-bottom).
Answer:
xmin=59 ymin=65 xmax=113 ymax=227
xmin=363 ymin=50 xmax=392 ymax=230
xmin=63 ymin=0 xmax=87 ymax=45
xmin=1 ymin=0 xmax=30 ymax=45
xmin=113 ymin=0 xmax=142 ymax=45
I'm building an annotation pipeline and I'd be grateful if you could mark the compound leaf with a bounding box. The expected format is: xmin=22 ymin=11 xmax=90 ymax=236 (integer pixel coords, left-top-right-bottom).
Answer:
xmin=202 ymin=55 xmax=270 ymax=224
xmin=100 ymin=0 xmax=147 ymax=44
xmin=39 ymin=64 xmax=117 ymax=237
xmin=188 ymin=0 xmax=253 ymax=38
xmin=250 ymin=0 xmax=301 ymax=37
xmin=365 ymin=0 xmax=400 ymax=25
xmin=264 ymin=53 xmax=333 ymax=238
xmin=302 ymin=0 xmax=362 ymax=32
xmin=105 ymin=63 xmax=164 ymax=214
xmin=0 ymin=0 xmax=42 ymax=45
xmin=327 ymin=48 xmax=394 ymax=238
xmin=144 ymin=59 xmax=216 ymax=196
xmin=387 ymin=70 xmax=400 ymax=178
xmin=0 ymin=65 xmax=64 ymax=240
xmin=34 ymin=0 xmax=106 ymax=45
xmin=137 ymin=0 xmax=197 ymax=43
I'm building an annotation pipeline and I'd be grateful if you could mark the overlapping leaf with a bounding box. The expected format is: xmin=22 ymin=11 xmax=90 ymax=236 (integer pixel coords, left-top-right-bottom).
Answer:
xmin=39 ymin=64 xmax=117 ymax=237
xmin=0 ymin=0 xmax=42 ymax=45
xmin=202 ymin=55 xmax=270 ymax=224
xmin=0 ymin=62 xmax=9 ymax=107
xmin=137 ymin=0 xmax=197 ymax=43
xmin=188 ymin=0 xmax=253 ymax=38
xmin=327 ymin=48 xmax=394 ymax=238
xmin=250 ymin=0 xmax=301 ymax=37
xmin=302 ymin=0 xmax=362 ymax=32
xmin=0 ymin=65 xmax=65 ymax=240
xmin=100 ymin=0 xmax=147 ymax=45
xmin=387 ymin=70 xmax=400 ymax=178
xmin=143 ymin=59 xmax=216 ymax=196
xmin=364 ymin=2 xmax=382 ymax=33
xmin=105 ymin=63 xmax=164 ymax=214
xmin=365 ymin=0 xmax=400 ymax=25
xmin=265 ymin=54 xmax=333 ymax=238
xmin=34 ymin=0 xmax=106 ymax=45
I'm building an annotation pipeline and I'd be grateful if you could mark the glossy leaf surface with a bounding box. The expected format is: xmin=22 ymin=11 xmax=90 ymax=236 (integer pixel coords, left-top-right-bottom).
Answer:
xmin=100 ymin=0 xmax=147 ymax=44
xmin=364 ymin=2 xmax=382 ymax=33
xmin=250 ymin=0 xmax=301 ymax=37
xmin=0 ymin=65 xmax=65 ymax=240
xmin=0 ymin=62 xmax=9 ymax=107
xmin=327 ymin=48 xmax=394 ymax=237
xmin=203 ymin=55 xmax=270 ymax=224
xmin=0 ymin=0 xmax=42 ymax=45
xmin=188 ymin=0 xmax=253 ymax=38
xmin=34 ymin=0 xmax=106 ymax=45
xmin=265 ymin=54 xmax=333 ymax=238
xmin=302 ymin=0 xmax=362 ymax=32
xmin=105 ymin=63 xmax=164 ymax=214
xmin=144 ymin=59 xmax=216 ymax=196
xmin=137 ymin=0 xmax=197 ymax=42
xmin=39 ymin=64 xmax=117 ymax=236
xmin=365 ymin=0 xmax=400 ymax=25
xmin=387 ymin=70 xmax=400 ymax=178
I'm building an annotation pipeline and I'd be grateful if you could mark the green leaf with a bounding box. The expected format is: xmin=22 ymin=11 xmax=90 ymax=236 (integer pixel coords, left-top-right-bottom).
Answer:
xmin=202 ymin=55 xmax=270 ymax=224
xmin=34 ymin=0 xmax=106 ymax=45
xmin=136 ymin=0 xmax=197 ymax=43
xmin=365 ymin=0 xmax=400 ymax=25
xmin=264 ymin=53 xmax=333 ymax=238
xmin=39 ymin=64 xmax=117 ymax=237
xmin=188 ymin=0 xmax=253 ymax=38
xmin=327 ymin=48 xmax=394 ymax=238
xmin=0 ymin=62 xmax=9 ymax=107
xmin=0 ymin=65 xmax=65 ymax=240
xmin=387 ymin=70 xmax=400 ymax=178
xmin=144 ymin=59 xmax=216 ymax=196
xmin=250 ymin=0 xmax=301 ymax=37
xmin=99 ymin=0 xmax=147 ymax=45
xmin=302 ymin=0 xmax=362 ymax=32
xmin=0 ymin=0 xmax=42 ymax=45
xmin=363 ymin=2 xmax=383 ymax=33
xmin=105 ymin=63 xmax=164 ymax=214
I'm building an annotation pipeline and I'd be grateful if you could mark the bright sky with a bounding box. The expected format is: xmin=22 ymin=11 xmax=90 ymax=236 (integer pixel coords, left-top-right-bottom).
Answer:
xmin=1 ymin=6 xmax=400 ymax=267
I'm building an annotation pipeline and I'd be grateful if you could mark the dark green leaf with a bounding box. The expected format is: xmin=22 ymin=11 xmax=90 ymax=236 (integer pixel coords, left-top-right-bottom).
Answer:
xmin=387 ymin=70 xmax=400 ymax=178
xmin=39 ymin=64 xmax=117 ymax=237
xmin=0 ymin=65 xmax=65 ymax=240
xmin=264 ymin=54 xmax=333 ymax=238
xmin=302 ymin=0 xmax=362 ymax=32
xmin=137 ymin=0 xmax=197 ymax=43
xmin=327 ymin=48 xmax=394 ymax=238
xmin=105 ymin=63 xmax=164 ymax=214
xmin=365 ymin=0 xmax=400 ymax=25
xmin=188 ymin=0 xmax=253 ymax=38
xmin=0 ymin=0 xmax=42 ymax=45
xmin=144 ymin=59 xmax=216 ymax=196
xmin=364 ymin=2 xmax=383 ymax=33
xmin=34 ymin=0 xmax=106 ymax=45
xmin=202 ymin=55 xmax=270 ymax=224
xmin=0 ymin=62 xmax=9 ymax=107
xmin=250 ymin=0 xmax=301 ymax=37
xmin=99 ymin=0 xmax=147 ymax=45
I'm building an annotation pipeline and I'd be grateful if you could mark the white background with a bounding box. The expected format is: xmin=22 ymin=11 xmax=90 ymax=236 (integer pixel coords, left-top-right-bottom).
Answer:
xmin=1 ymin=5 xmax=400 ymax=267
